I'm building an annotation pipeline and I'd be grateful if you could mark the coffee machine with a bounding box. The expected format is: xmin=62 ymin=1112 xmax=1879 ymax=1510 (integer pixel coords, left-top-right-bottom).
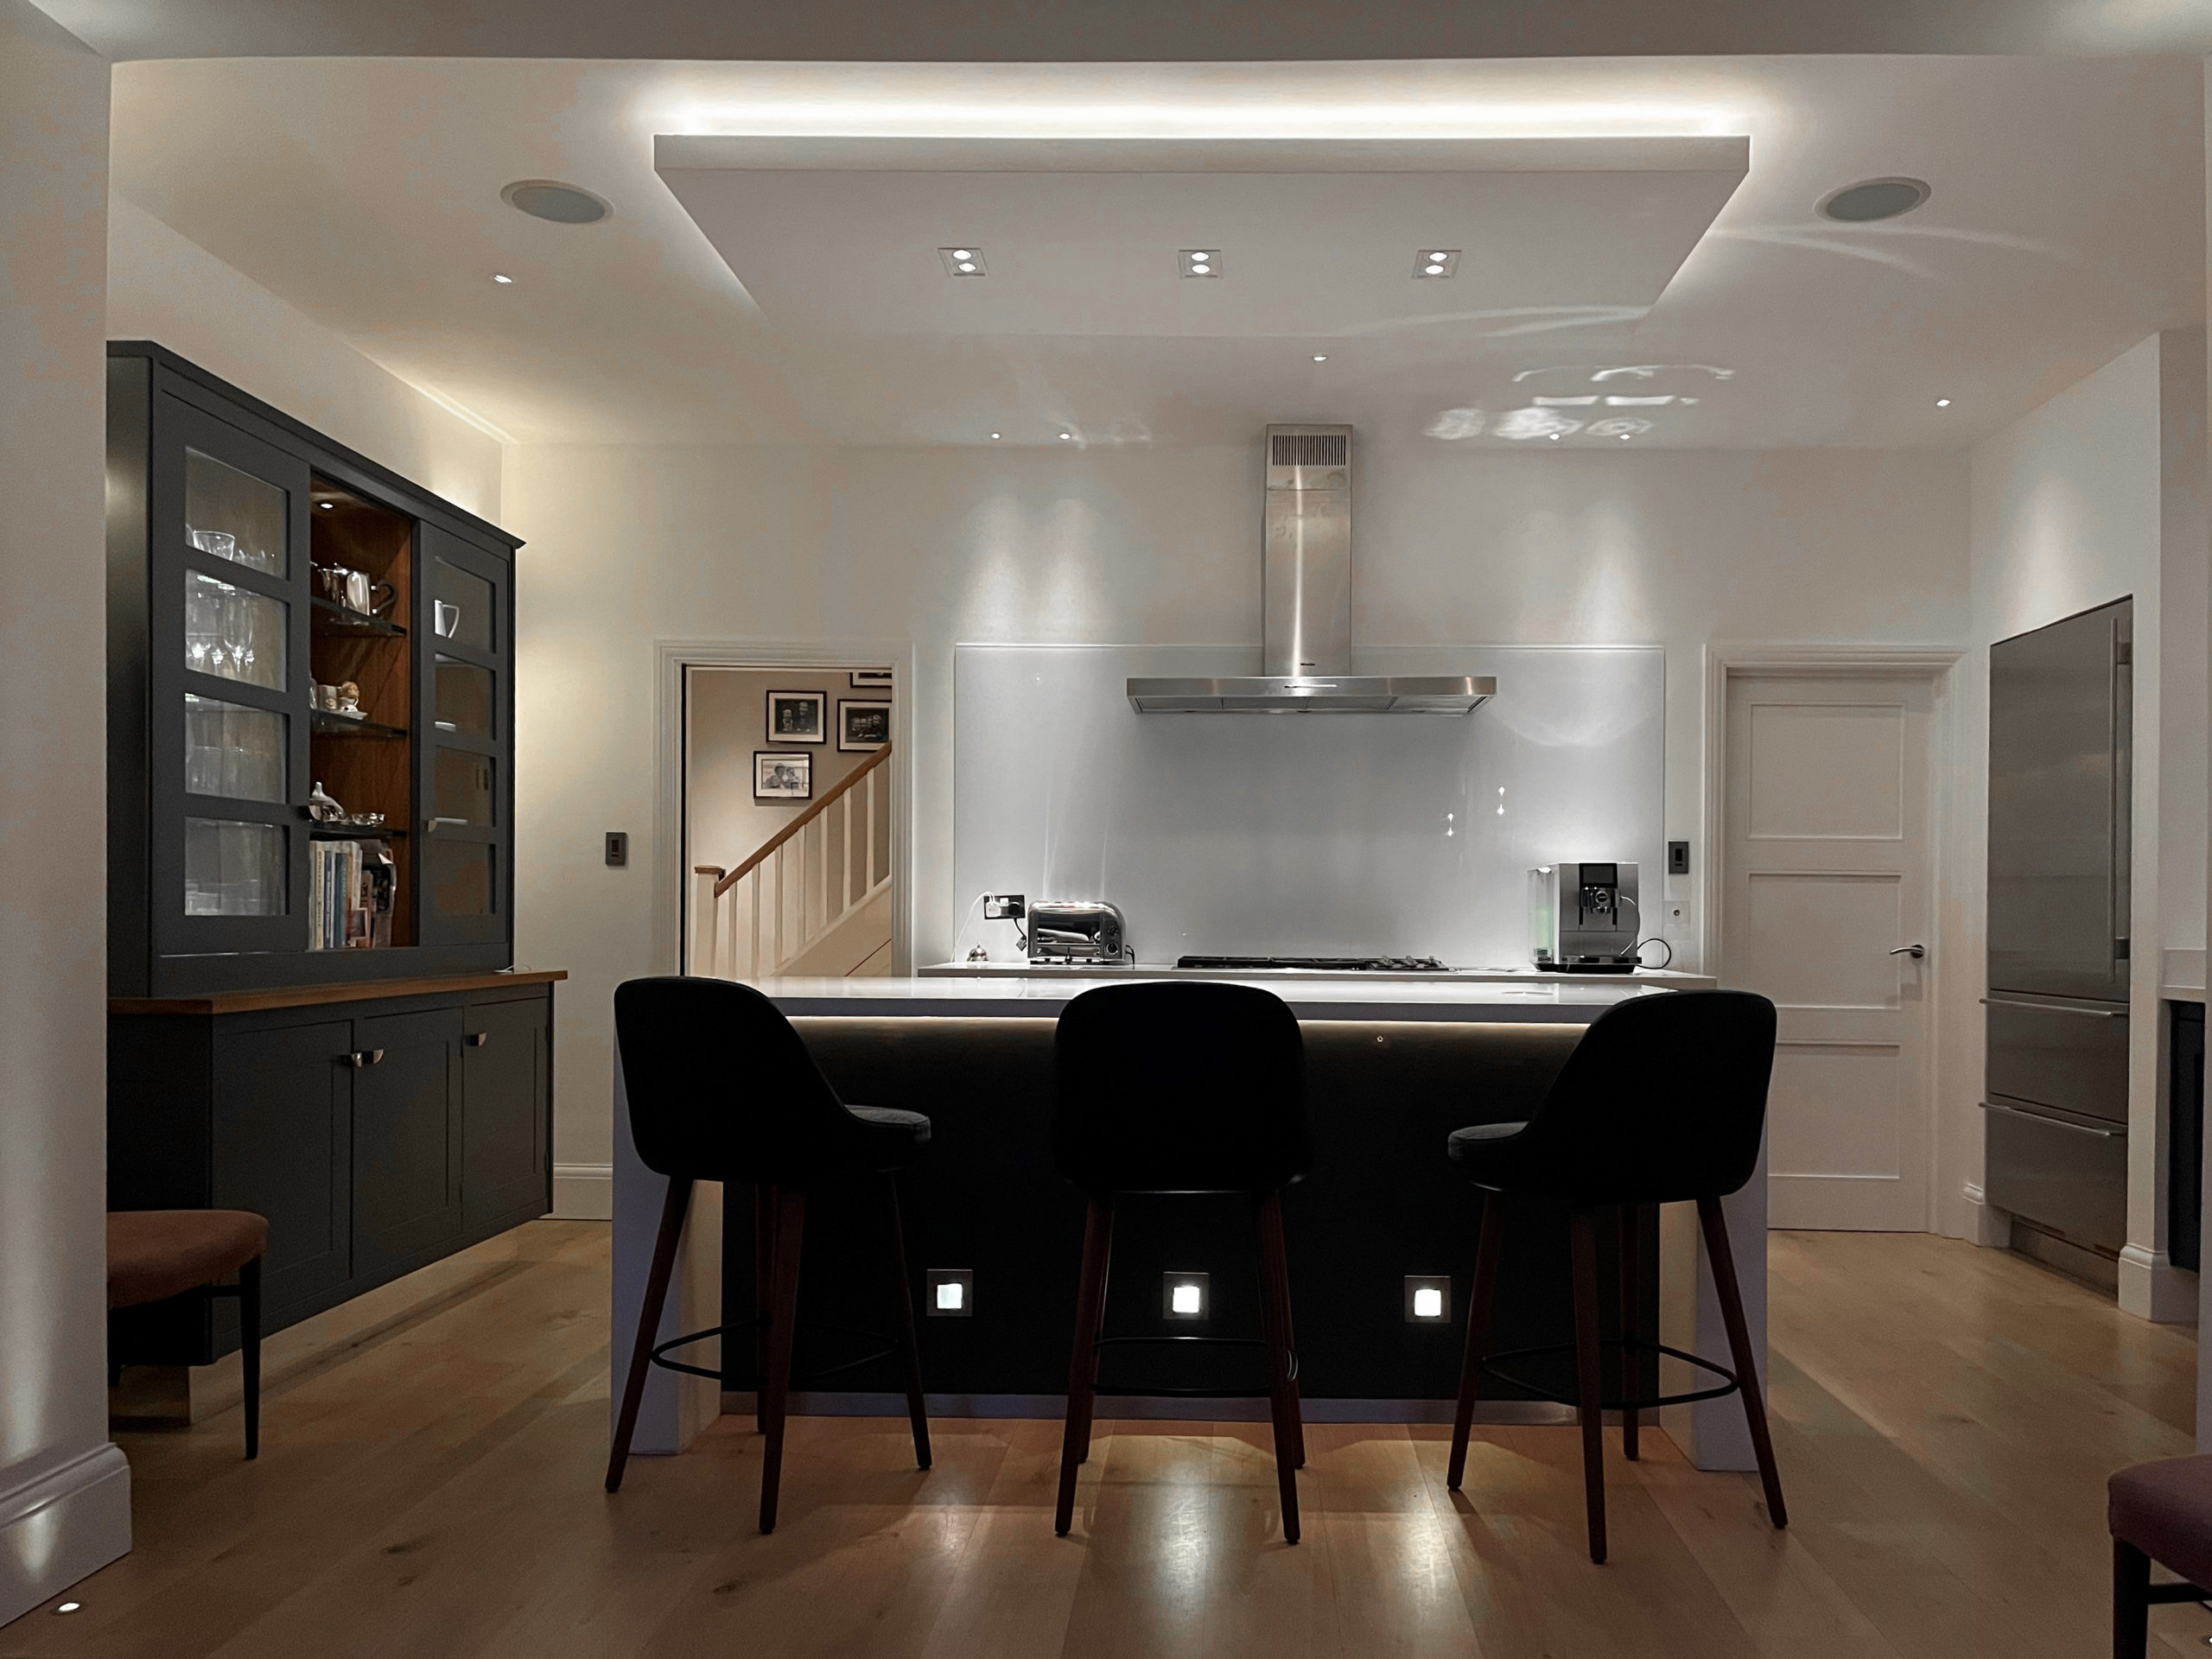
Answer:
xmin=1529 ymin=862 xmax=1640 ymax=972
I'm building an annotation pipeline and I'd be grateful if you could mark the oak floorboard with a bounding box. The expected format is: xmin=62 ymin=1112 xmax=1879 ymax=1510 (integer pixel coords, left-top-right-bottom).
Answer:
xmin=7 ymin=1223 xmax=2205 ymax=1659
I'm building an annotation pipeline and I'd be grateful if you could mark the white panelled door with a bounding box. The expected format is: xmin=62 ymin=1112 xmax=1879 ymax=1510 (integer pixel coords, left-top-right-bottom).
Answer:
xmin=1724 ymin=673 xmax=1936 ymax=1231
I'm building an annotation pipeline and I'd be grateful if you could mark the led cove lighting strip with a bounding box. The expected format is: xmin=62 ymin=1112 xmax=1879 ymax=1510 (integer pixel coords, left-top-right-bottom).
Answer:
xmin=665 ymin=97 xmax=1739 ymax=140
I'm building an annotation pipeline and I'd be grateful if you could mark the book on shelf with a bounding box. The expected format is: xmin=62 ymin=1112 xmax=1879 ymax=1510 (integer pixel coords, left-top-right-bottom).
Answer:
xmin=308 ymin=837 xmax=396 ymax=950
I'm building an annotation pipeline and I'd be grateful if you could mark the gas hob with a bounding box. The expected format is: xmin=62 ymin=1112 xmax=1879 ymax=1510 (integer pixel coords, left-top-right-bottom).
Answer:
xmin=1175 ymin=955 xmax=1448 ymax=973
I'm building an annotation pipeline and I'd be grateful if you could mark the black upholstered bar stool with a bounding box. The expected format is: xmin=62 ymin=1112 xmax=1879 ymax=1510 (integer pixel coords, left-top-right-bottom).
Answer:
xmin=1052 ymin=981 xmax=1314 ymax=1542
xmin=1444 ymin=988 xmax=1788 ymax=1564
xmin=606 ymin=976 xmax=934 ymax=1533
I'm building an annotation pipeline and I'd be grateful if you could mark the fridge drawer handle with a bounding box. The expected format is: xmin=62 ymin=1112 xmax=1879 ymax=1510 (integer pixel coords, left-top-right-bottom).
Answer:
xmin=1980 ymin=996 xmax=2126 ymax=1020
xmin=425 ymin=817 xmax=470 ymax=834
xmin=464 ymin=1032 xmax=490 ymax=1047
xmin=1979 ymin=1101 xmax=2123 ymax=1139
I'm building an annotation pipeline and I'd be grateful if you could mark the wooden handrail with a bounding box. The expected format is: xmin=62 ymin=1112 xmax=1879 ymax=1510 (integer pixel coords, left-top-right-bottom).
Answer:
xmin=693 ymin=865 xmax=727 ymax=879
xmin=714 ymin=743 xmax=891 ymax=898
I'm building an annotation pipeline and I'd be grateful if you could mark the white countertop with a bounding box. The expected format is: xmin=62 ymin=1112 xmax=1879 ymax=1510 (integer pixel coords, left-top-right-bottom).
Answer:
xmin=763 ymin=971 xmax=1713 ymax=1023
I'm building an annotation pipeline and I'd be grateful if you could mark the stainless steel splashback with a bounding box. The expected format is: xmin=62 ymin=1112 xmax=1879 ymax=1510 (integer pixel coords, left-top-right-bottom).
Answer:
xmin=1262 ymin=424 xmax=1351 ymax=678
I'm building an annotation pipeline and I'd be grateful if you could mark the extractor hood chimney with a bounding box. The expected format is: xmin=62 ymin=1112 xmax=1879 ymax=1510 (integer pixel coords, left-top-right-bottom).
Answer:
xmin=1127 ymin=424 xmax=1494 ymax=714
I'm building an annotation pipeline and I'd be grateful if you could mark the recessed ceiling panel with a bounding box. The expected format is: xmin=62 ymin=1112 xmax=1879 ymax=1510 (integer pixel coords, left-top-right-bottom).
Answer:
xmin=658 ymin=136 xmax=1746 ymax=340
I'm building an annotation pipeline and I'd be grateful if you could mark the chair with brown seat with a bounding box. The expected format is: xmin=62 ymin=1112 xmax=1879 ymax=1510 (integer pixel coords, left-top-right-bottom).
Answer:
xmin=2110 ymin=1454 xmax=2212 ymax=1656
xmin=107 ymin=1209 xmax=269 ymax=1458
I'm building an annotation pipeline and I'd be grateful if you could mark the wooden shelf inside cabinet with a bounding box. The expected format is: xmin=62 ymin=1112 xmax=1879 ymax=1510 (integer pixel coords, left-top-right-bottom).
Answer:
xmin=310 ymin=596 xmax=407 ymax=638
xmin=308 ymin=823 xmax=408 ymax=841
xmin=310 ymin=710 xmax=408 ymax=740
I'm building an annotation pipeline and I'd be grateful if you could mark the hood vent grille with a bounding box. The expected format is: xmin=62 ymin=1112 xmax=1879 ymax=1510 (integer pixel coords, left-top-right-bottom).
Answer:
xmin=1270 ymin=432 xmax=1346 ymax=468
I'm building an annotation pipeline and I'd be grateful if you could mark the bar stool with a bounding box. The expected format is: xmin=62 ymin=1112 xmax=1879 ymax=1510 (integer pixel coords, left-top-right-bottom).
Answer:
xmin=107 ymin=1209 xmax=268 ymax=1459
xmin=1052 ymin=981 xmax=1313 ymax=1542
xmin=1443 ymin=988 xmax=1788 ymax=1564
xmin=606 ymin=976 xmax=934 ymax=1533
xmin=2109 ymin=1454 xmax=2212 ymax=1656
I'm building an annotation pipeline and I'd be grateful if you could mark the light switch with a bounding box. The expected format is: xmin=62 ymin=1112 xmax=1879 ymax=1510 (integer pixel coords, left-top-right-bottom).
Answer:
xmin=605 ymin=831 xmax=629 ymax=868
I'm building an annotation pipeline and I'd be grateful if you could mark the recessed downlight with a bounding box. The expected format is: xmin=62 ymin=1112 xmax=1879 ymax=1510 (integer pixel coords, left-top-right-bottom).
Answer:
xmin=1936 ymin=397 xmax=1952 ymax=408
xmin=990 ymin=431 xmax=1001 ymax=440
xmin=1058 ymin=432 xmax=1072 ymax=441
xmin=1179 ymin=249 xmax=1222 ymax=279
xmin=1313 ymin=354 xmax=1327 ymax=362
xmin=492 ymin=273 xmax=513 ymax=284
xmin=938 ymin=246 xmax=988 ymax=277
xmin=1817 ymin=177 xmax=1930 ymax=222
xmin=500 ymin=179 xmax=612 ymax=226
xmin=1415 ymin=250 xmax=1460 ymax=278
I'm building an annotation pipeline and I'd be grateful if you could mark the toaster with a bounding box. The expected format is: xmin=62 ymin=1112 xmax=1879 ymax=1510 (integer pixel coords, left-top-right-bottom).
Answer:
xmin=1027 ymin=900 xmax=1128 ymax=963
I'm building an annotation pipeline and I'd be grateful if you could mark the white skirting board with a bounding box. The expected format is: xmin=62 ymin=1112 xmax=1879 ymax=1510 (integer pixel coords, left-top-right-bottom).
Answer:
xmin=554 ymin=1163 xmax=613 ymax=1220
xmin=0 ymin=1444 xmax=131 ymax=1624
xmin=2119 ymin=1244 xmax=2199 ymax=1324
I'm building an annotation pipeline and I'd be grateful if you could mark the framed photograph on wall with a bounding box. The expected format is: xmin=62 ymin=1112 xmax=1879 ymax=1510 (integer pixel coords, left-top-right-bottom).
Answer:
xmin=849 ymin=669 xmax=893 ymax=690
xmin=838 ymin=700 xmax=891 ymax=752
xmin=753 ymin=750 xmax=813 ymax=801
xmin=766 ymin=689 xmax=826 ymax=744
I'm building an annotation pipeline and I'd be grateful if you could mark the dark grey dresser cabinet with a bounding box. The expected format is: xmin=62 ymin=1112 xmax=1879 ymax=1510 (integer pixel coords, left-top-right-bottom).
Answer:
xmin=110 ymin=972 xmax=561 ymax=1364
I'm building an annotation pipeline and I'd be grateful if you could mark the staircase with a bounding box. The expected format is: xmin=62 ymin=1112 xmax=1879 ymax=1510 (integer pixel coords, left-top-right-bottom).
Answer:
xmin=691 ymin=743 xmax=893 ymax=981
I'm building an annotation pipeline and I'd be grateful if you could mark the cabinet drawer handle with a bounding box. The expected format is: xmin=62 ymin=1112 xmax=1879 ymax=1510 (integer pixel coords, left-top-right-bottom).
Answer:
xmin=465 ymin=1032 xmax=490 ymax=1047
xmin=345 ymin=1047 xmax=387 ymax=1068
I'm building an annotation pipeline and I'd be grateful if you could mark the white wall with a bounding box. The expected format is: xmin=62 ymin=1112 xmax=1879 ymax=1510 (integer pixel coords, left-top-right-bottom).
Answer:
xmin=505 ymin=441 xmax=1968 ymax=1203
xmin=106 ymin=196 xmax=505 ymax=524
xmin=1957 ymin=332 xmax=2209 ymax=1314
xmin=0 ymin=0 xmax=132 ymax=1620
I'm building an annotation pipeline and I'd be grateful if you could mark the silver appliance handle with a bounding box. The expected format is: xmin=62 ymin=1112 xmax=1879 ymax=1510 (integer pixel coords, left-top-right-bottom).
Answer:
xmin=1979 ymin=1099 xmax=2122 ymax=1139
xmin=425 ymin=817 xmax=470 ymax=834
xmin=1980 ymin=994 xmax=2126 ymax=1020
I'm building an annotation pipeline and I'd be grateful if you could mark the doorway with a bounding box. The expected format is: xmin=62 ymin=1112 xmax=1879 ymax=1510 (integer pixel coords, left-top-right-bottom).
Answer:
xmin=682 ymin=663 xmax=899 ymax=980
xmin=1717 ymin=662 xmax=1949 ymax=1231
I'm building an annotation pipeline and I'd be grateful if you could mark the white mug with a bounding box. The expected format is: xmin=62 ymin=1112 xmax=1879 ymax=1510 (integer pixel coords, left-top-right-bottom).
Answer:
xmin=434 ymin=600 xmax=461 ymax=639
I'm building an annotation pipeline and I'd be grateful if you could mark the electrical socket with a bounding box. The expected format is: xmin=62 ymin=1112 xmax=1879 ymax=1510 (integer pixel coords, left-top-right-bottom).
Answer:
xmin=984 ymin=893 xmax=1026 ymax=921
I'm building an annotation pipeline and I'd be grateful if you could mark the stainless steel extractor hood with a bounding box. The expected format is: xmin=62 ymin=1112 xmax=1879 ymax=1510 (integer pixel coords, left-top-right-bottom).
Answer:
xmin=1127 ymin=424 xmax=1495 ymax=715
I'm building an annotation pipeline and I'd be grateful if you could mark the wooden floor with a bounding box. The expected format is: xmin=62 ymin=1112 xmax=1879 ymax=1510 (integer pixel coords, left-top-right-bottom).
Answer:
xmin=7 ymin=1223 xmax=2203 ymax=1657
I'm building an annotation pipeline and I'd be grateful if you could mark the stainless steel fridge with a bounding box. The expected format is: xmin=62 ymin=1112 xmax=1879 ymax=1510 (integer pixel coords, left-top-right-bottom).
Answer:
xmin=1983 ymin=597 xmax=2133 ymax=1272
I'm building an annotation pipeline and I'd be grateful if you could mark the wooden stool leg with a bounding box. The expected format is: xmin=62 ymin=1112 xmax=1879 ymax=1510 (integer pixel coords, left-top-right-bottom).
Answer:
xmin=607 ymin=1177 xmax=694 ymax=1492
xmin=239 ymin=1255 xmax=263 ymax=1461
xmin=1697 ymin=1196 xmax=1789 ymax=1529
xmin=1447 ymin=1194 xmax=1506 ymax=1491
xmin=1570 ymin=1205 xmax=1608 ymax=1564
xmin=2114 ymin=1539 xmax=2150 ymax=1654
xmin=880 ymin=1175 xmax=931 ymax=1471
xmin=2113 ymin=1537 xmax=2152 ymax=1659
xmin=1056 ymin=1198 xmax=1115 ymax=1536
xmin=1259 ymin=1192 xmax=1306 ymax=1470
xmin=754 ymin=1183 xmax=775 ymax=1433
xmin=1618 ymin=1205 xmax=1641 ymax=1462
xmin=760 ymin=1186 xmax=808 ymax=1534
xmin=1255 ymin=1191 xmax=1303 ymax=1545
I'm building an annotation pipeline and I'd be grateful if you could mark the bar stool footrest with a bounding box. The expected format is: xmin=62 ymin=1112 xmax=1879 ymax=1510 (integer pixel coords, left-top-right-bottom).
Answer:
xmin=1481 ymin=1337 xmax=1740 ymax=1412
xmin=651 ymin=1319 xmax=904 ymax=1389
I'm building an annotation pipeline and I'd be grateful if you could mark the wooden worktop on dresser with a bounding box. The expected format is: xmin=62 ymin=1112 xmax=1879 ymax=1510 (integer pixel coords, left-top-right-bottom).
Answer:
xmin=110 ymin=968 xmax=567 ymax=1018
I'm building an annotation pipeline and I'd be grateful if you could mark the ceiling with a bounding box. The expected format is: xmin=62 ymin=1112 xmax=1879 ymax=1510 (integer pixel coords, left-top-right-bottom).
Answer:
xmin=42 ymin=0 xmax=2212 ymax=61
xmin=107 ymin=56 xmax=2205 ymax=450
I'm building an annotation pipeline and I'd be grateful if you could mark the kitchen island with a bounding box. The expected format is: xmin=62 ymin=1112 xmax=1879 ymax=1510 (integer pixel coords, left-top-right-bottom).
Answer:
xmin=611 ymin=971 xmax=1764 ymax=1474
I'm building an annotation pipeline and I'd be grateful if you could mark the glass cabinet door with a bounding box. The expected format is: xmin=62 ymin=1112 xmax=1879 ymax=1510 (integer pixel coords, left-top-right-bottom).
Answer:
xmin=416 ymin=525 xmax=510 ymax=947
xmin=150 ymin=397 xmax=312 ymax=957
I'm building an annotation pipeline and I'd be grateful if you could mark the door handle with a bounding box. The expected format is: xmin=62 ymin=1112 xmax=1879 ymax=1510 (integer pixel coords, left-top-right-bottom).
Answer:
xmin=1889 ymin=944 xmax=1925 ymax=960
xmin=464 ymin=1032 xmax=490 ymax=1047
xmin=1979 ymin=1100 xmax=2123 ymax=1139
xmin=342 ymin=1048 xmax=386 ymax=1068
xmin=1980 ymin=995 xmax=2126 ymax=1020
